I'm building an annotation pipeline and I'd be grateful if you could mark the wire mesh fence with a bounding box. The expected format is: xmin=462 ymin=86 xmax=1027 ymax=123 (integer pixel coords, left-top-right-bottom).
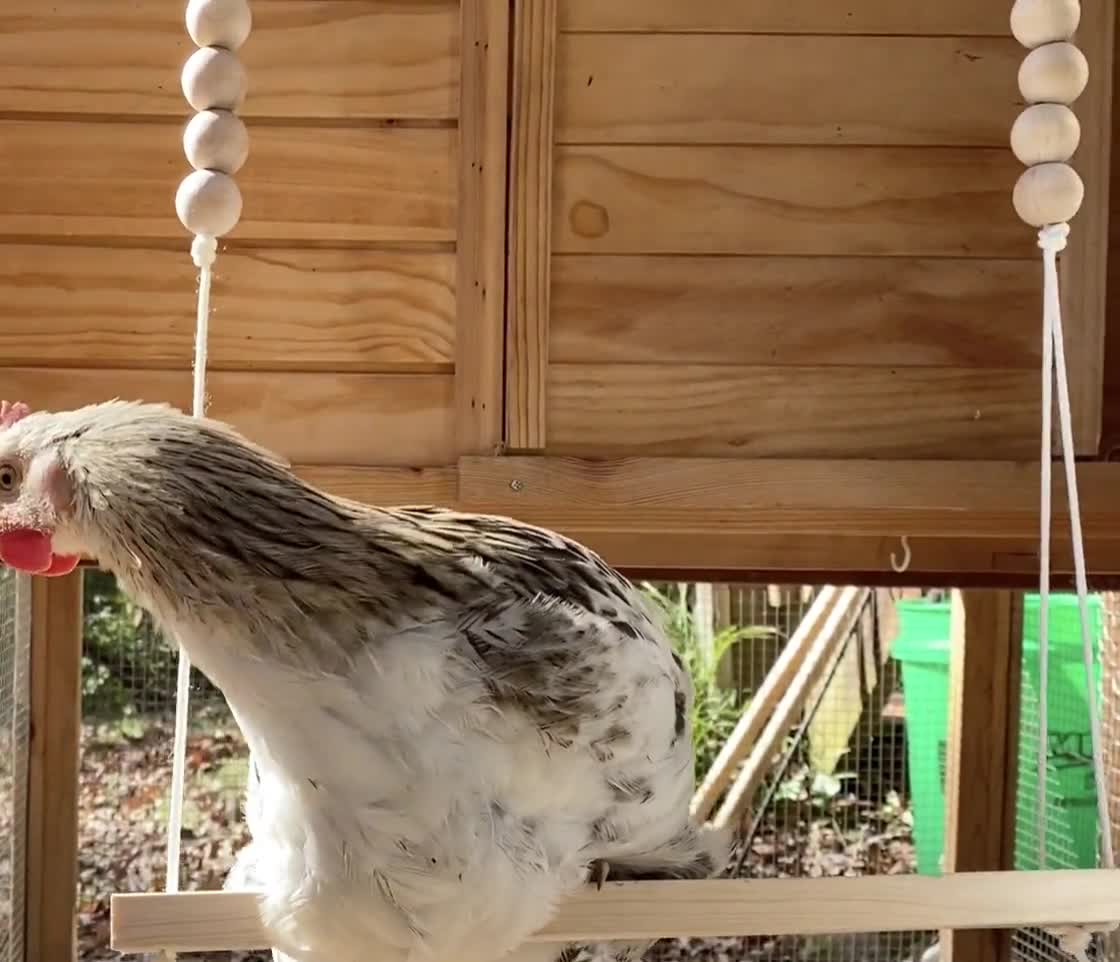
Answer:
xmin=0 ymin=569 xmax=30 ymax=962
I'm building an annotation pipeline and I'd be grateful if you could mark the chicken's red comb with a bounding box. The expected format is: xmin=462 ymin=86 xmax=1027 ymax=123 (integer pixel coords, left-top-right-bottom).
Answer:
xmin=0 ymin=401 xmax=31 ymax=429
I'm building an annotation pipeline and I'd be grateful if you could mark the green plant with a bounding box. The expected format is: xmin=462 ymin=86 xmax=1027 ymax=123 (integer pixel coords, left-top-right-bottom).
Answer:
xmin=640 ymin=583 xmax=777 ymax=778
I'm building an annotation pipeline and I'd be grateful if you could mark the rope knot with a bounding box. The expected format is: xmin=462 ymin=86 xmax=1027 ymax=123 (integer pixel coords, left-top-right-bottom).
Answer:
xmin=1038 ymin=222 xmax=1071 ymax=254
xmin=190 ymin=234 xmax=218 ymax=269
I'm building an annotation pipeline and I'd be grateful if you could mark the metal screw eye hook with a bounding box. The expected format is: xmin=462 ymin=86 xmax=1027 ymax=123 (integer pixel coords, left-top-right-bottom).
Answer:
xmin=890 ymin=535 xmax=912 ymax=574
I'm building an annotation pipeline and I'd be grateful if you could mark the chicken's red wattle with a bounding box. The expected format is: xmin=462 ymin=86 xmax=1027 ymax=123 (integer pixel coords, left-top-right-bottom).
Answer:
xmin=0 ymin=528 xmax=79 ymax=576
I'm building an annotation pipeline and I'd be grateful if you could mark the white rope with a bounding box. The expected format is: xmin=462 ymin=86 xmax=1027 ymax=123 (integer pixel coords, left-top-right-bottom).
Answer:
xmin=158 ymin=234 xmax=217 ymax=962
xmin=1036 ymin=223 xmax=1118 ymax=962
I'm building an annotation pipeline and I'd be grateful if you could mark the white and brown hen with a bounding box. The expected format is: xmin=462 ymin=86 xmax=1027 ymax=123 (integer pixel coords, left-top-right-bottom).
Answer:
xmin=0 ymin=399 xmax=726 ymax=962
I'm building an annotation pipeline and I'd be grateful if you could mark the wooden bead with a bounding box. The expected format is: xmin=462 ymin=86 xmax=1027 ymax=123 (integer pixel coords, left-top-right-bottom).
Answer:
xmin=1010 ymin=104 xmax=1080 ymax=165
xmin=183 ymin=109 xmax=249 ymax=174
xmin=181 ymin=46 xmax=246 ymax=112
xmin=1018 ymin=42 xmax=1089 ymax=105
xmin=1010 ymin=0 xmax=1080 ymax=48
xmin=175 ymin=169 xmax=243 ymax=237
xmin=186 ymin=0 xmax=252 ymax=51
xmin=1012 ymin=162 xmax=1084 ymax=227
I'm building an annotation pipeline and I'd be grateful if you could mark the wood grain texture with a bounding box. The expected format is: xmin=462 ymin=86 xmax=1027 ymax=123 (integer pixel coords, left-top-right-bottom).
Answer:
xmin=457 ymin=456 xmax=1120 ymax=540
xmin=0 ymin=121 xmax=456 ymax=243
xmin=454 ymin=0 xmax=510 ymax=455
xmin=0 ymin=0 xmax=459 ymax=118
xmin=545 ymin=364 xmax=1038 ymax=459
xmin=1059 ymin=0 xmax=1115 ymax=453
xmin=296 ymin=465 xmax=459 ymax=506
xmin=25 ymin=572 xmax=83 ymax=962
xmin=942 ymin=589 xmax=1022 ymax=962
xmin=550 ymin=256 xmax=1039 ymax=368
xmin=1102 ymin=0 xmax=1120 ymax=460
xmin=558 ymin=0 xmax=1013 ymax=35
xmin=552 ymin=146 xmax=1028 ymax=257
xmin=556 ymin=35 xmax=1019 ymax=147
xmin=110 ymin=871 xmax=1120 ymax=951
xmin=0 ymin=245 xmax=455 ymax=371
xmin=0 ymin=367 xmax=455 ymax=466
xmin=505 ymin=0 xmax=557 ymax=450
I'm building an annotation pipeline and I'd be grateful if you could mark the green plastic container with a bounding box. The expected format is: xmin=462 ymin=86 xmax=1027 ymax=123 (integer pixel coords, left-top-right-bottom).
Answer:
xmin=891 ymin=594 xmax=1102 ymax=876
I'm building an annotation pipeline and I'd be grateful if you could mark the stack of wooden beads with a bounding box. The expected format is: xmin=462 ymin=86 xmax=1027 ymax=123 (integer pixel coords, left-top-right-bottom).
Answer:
xmin=1009 ymin=0 xmax=1088 ymax=229
xmin=175 ymin=0 xmax=252 ymax=260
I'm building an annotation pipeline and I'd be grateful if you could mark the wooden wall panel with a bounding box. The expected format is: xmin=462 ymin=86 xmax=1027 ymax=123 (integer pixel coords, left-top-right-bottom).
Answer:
xmin=550 ymin=256 xmax=1039 ymax=369
xmin=556 ymin=35 xmax=1019 ymax=147
xmin=552 ymin=146 xmax=1027 ymax=257
xmin=0 ymin=121 xmax=456 ymax=243
xmin=1 ymin=368 xmax=456 ymax=466
xmin=0 ymin=0 xmax=460 ymax=119
xmin=0 ymin=245 xmax=455 ymax=371
xmin=558 ymin=0 xmax=1011 ymax=35
xmin=546 ymin=365 xmax=1038 ymax=460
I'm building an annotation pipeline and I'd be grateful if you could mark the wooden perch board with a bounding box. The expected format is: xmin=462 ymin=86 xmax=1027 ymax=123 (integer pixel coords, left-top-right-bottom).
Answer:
xmin=111 ymin=872 xmax=1120 ymax=954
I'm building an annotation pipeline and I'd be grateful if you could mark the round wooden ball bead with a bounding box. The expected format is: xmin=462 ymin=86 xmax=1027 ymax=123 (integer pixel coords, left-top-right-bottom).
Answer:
xmin=1010 ymin=103 xmax=1080 ymax=165
xmin=184 ymin=109 xmax=249 ymax=174
xmin=1012 ymin=162 xmax=1084 ymax=227
xmin=181 ymin=46 xmax=246 ymax=112
xmin=175 ymin=169 xmax=243 ymax=237
xmin=1010 ymin=0 xmax=1080 ymax=48
xmin=1018 ymin=42 xmax=1089 ymax=105
xmin=186 ymin=0 xmax=252 ymax=50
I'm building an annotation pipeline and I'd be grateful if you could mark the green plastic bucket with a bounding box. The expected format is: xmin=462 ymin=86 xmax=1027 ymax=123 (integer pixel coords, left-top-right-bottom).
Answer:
xmin=890 ymin=594 xmax=1102 ymax=876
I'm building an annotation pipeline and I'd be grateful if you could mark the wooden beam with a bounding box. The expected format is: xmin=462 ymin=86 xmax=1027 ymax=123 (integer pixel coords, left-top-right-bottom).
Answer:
xmin=505 ymin=0 xmax=557 ymax=450
xmin=25 ymin=570 xmax=83 ymax=962
xmin=111 ymin=871 xmax=1120 ymax=954
xmin=458 ymin=456 xmax=1120 ymax=539
xmin=941 ymin=590 xmax=1023 ymax=962
xmin=454 ymin=0 xmax=511 ymax=455
xmin=1062 ymin=0 xmax=1115 ymax=454
xmin=691 ymin=586 xmax=840 ymax=822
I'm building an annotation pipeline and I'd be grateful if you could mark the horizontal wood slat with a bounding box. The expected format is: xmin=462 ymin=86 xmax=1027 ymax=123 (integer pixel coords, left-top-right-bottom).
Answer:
xmin=0 ymin=122 xmax=456 ymax=243
xmin=0 ymin=367 xmax=455 ymax=466
xmin=550 ymin=256 xmax=1039 ymax=368
xmin=556 ymin=35 xmax=1019 ymax=146
xmin=546 ymin=364 xmax=1038 ymax=459
xmin=297 ymin=465 xmax=459 ymax=506
xmin=0 ymin=245 xmax=456 ymax=371
xmin=558 ymin=0 xmax=1013 ymax=35
xmin=552 ymin=146 xmax=1028 ymax=257
xmin=457 ymin=456 xmax=1120 ymax=540
xmin=0 ymin=0 xmax=459 ymax=118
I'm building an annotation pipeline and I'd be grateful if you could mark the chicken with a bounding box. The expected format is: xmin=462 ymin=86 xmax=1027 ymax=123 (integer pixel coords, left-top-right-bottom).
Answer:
xmin=0 ymin=399 xmax=727 ymax=962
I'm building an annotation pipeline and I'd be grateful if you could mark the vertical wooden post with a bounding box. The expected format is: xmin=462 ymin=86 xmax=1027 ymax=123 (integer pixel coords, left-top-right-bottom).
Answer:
xmin=941 ymin=589 xmax=1023 ymax=962
xmin=455 ymin=0 xmax=512 ymax=456
xmin=25 ymin=570 xmax=83 ymax=962
xmin=505 ymin=0 xmax=557 ymax=451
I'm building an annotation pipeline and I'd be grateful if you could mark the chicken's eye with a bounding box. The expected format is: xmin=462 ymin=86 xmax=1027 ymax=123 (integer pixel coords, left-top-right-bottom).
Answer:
xmin=0 ymin=462 xmax=19 ymax=495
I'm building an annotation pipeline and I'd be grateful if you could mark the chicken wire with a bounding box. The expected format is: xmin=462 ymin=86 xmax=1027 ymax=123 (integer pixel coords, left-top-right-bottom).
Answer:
xmin=0 ymin=569 xmax=31 ymax=962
